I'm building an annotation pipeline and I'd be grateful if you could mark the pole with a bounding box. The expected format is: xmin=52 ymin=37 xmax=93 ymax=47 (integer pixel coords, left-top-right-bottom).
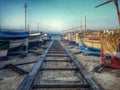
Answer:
xmin=24 ymin=3 xmax=27 ymax=32
xmin=85 ymin=15 xmax=86 ymax=32
xmin=81 ymin=20 xmax=82 ymax=31
xmin=38 ymin=23 xmax=40 ymax=33
xmin=28 ymin=24 xmax=29 ymax=33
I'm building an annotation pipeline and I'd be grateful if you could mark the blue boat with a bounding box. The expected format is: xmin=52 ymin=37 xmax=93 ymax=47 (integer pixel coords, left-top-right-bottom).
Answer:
xmin=0 ymin=30 xmax=29 ymax=55
xmin=0 ymin=30 xmax=28 ymax=40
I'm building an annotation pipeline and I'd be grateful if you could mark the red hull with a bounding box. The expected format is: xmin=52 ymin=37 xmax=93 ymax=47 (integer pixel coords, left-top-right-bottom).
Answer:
xmin=101 ymin=48 xmax=120 ymax=69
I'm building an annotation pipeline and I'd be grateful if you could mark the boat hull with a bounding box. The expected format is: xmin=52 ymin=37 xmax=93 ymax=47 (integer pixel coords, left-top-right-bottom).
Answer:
xmin=79 ymin=37 xmax=101 ymax=55
xmin=28 ymin=35 xmax=41 ymax=48
xmin=101 ymin=48 xmax=120 ymax=69
xmin=8 ymin=38 xmax=28 ymax=55
xmin=69 ymin=40 xmax=77 ymax=46
xmin=0 ymin=41 xmax=9 ymax=60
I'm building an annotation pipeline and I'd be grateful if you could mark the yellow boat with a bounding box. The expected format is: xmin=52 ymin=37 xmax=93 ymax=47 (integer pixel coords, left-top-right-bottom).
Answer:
xmin=76 ymin=31 xmax=101 ymax=55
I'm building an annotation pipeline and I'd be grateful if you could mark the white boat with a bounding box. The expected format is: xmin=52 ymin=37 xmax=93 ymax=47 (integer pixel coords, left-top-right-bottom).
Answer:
xmin=0 ymin=40 xmax=9 ymax=60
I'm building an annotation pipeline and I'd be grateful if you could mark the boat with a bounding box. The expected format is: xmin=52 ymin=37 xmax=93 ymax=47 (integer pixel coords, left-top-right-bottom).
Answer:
xmin=62 ymin=30 xmax=101 ymax=55
xmin=42 ymin=33 xmax=50 ymax=44
xmin=95 ymin=0 xmax=120 ymax=68
xmin=68 ymin=32 xmax=77 ymax=46
xmin=0 ymin=30 xmax=29 ymax=55
xmin=0 ymin=40 xmax=9 ymax=60
xmin=62 ymin=31 xmax=78 ymax=46
xmin=28 ymin=32 xmax=43 ymax=49
xmin=100 ymin=29 xmax=120 ymax=68
xmin=78 ymin=31 xmax=101 ymax=55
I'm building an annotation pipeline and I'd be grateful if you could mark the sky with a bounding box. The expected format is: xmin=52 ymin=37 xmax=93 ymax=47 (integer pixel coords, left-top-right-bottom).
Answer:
xmin=0 ymin=0 xmax=120 ymax=33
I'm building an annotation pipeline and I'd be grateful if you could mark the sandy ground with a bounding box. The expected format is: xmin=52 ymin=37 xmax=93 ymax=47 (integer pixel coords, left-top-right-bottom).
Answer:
xmin=0 ymin=41 xmax=120 ymax=90
xmin=0 ymin=42 xmax=50 ymax=90
xmin=63 ymin=42 xmax=120 ymax=90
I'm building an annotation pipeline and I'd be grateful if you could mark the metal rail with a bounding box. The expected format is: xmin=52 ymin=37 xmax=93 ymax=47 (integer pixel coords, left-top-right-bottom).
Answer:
xmin=17 ymin=40 xmax=103 ymax=90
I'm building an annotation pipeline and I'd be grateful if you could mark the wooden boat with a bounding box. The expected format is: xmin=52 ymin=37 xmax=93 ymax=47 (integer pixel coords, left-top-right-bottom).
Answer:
xmin=62 ymin=30 xmax=101 ymax=55
xmin=62 ymin=31 xmax=77 ymax=46
xmin=100 ymin=29 xmax=120 ymax=68
xmin=0 ymin=30 xmax=29 ymax=55
xmin=28 ymin=32 xmax=42 ymax=48
xmin=0 ymin=40 xmax=9 ymax=60
xmin=78 ymin=31 xmax=101 ymax=55
xmin=61 ymin=33 xmax=70 ymax=43
xmin=95 ymin=0 xmax=120 ymax=68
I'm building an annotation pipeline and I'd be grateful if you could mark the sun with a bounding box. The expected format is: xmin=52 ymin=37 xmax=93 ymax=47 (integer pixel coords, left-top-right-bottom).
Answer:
xmin=50 ymin=20 xmax=63 ymax=30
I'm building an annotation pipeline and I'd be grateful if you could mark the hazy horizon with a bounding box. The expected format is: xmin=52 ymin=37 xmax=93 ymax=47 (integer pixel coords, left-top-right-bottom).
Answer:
xmin=0 ymin=0 xmax=120 ymax=33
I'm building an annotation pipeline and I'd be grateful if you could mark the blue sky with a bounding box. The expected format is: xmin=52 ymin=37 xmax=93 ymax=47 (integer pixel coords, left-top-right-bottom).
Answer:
xmin=0 ymin=0 xmax=120 ymax=32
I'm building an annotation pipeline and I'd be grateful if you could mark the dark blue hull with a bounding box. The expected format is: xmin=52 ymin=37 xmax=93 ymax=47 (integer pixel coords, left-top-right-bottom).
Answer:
xmin=79 ymin=41 xmax=101 ymax=55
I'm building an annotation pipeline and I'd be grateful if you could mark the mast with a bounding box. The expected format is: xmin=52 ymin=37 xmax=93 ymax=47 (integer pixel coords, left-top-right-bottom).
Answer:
xmin=24 ymin=3 xmax=27 ymax=32
xmin=81 ymin=20 xmax=82 ymax=31
xmin=38 ymin=23 xmax=40 ymax=33
xmin=28 ymin=24 xmax=30 ymax=33
xmin=85 ymin=15 xmax=86 ymax=32
xmin=95 ymin=0 xmax=120 ymax=26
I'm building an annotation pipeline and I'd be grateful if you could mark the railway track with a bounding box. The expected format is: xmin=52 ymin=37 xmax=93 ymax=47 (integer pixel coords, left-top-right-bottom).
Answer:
xmin=18 ymin=40 xmax=103 ymax=90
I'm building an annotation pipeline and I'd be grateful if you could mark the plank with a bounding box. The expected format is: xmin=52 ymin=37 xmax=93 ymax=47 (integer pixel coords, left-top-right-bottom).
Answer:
xmin=40 ymin=67 xmax=78 ymax=71
xmin=32 ymin=83 xmax=89 ymax=88
xmin=5 ymin=64 xmax=28 ymax=75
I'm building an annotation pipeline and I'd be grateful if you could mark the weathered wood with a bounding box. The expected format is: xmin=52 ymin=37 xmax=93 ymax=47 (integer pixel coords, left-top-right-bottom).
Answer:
xmin=91 ymin=63 xmax=106 ymax=73
xmin=40 ymin=76 xmax=81 ymax=83
xmin=47 ymin=54 xmax=68 ymax=57
xmin=40 ymin=67 xmax=78 ymax=71
xmin=5 ymin=64 xmax=28 ymax=75
xmin=14 ymin=60 xmax=38 ymax=66
xmin=17 ymin=41 xmax=53 ymax=90
xmin=48 ymin=51 xmax=66 ymax=54
xmin=18 ymin=40 xmax=103 ymax=90
xmin=45 ymin=60 xmax=72 ymax=62
xmin=32 ymin=83 xmax=90 ymax=88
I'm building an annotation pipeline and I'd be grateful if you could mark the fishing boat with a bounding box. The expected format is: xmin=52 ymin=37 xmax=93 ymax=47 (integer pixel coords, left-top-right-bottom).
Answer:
xmin=69 ymin=32 xmax=77 ymax=46
xmin=42 ymin=33 xmax=50 ymax=44
xmin=0 ymin=30 xmax=29 ymax=55
xmin=95 ymin=0 xmax=120 ymax=68
xmin=78 ymin=31 xmax=101 ymax=55
xmin=62 ymin=33 xmax=70 ymax=43
xmin=0 ymin=40 xmax=9 ymax=60
xmin=28 ymin=32 xmax=43 ymax=49
xmin=100 ymin=29 xmax=120 ymax=68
